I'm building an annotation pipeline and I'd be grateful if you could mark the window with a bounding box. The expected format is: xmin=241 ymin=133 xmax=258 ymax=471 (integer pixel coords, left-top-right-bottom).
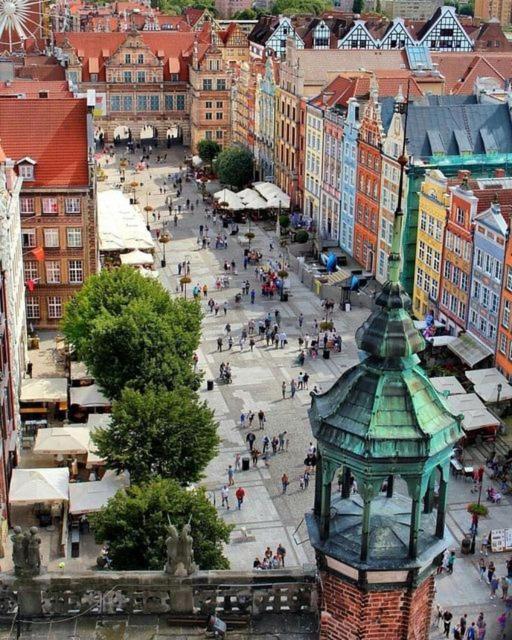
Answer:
xmin=65 ymin=198 xmax=80 ymax=215
xmin=216 ymin=101 xmax=223 ymax=108
xmin=125 ymin=54 xmax=131 ymax=63
xmin=491 ymin=293 xmax=499 ymax=314
xmin=137 ymin=71 xmax=146 ymax=83
xmin=42 ymin=198 xmax=58 ymax=215
xmin=90 ymin=73 xmax=98 ymax=82
xmin=420 ymin=211 xmax=427 ymax=232
xmin=216 ymin=112 xmax=223 ymax=120
xmin=485 ymin=253 xmax=492 ymax=274
xmin=149 ymin=95 xmax=159 ymax=111
xmin=18 ymin=164 xmax=34 ymax=180
xmin=110 ymin=95 xmax=121 ymax=111
xmin=123 ymin=71 xmax=132 ymax=83
xmin=68 ymin=260 xmax=83 ymax=284
xmin=508 ymin=267 xmax=512 ymax=291
xmin=176 ymin=95 xmax=185 ymax=110
xmin=205 ymin=112 xmax=212 ymax=120
xmin=473 ymin=281 xmax=481 ymax=300
xmin=20 ymin=197 xmax=35 ymax=215
xmin=44 ymin=228 xmax=59 ymax=248
xmin=26 ymin=297 xmax=40 ymax=320
xmin=47 ymin=296 xmax=63 ymax=319
xmin=502 ymin=300 xmax=510 ymax=329
xmin=67 ymin=227 xmax=82 ymax=248
xmin=22 ymin=229 xmax=36 ymax=248
xmin=137 ymin=53 xmax=144 ymax=64
xmin=24 ymin=261 xmax=38 ymax=280
xmin=461 ymin=272 xmax=468 ymax=292
xmin=165 ymin=94 xmax=174 ymax=110
xmin=170 ymin=73 xmax=179 ymax=83
xmin=456 ymin=207 xmax=465 ymax=225
xmin=202 ymin=79 xmax=212 ymax=90
xmin=205 ymin=131 xmax=213 ymax=140
xmin=123 ymin=95 xmax=133 ymax=111
xmin=216 ymin=79 xmax=226 ymax=90
xmin=482 ymin=286 xmax=489 ymax=308
xmin=45 ymin=260 xmax=60 ymax=284
xmin=499 ymin=332 xmax=507 ymax=354
xmin=137 ymin=95 xmax=147 ymax=111
xmin=459 ymin=301 xmax=466 ymax=319
xmin=494 ymin=260 xmax=502 ymax=281
xmin=476 ymin=248 xmax=483 ymax=268
xmin=216 ymin=130 xmax=223 ymax=140
xmin=206 ymin=101 xmax=212 ymax=109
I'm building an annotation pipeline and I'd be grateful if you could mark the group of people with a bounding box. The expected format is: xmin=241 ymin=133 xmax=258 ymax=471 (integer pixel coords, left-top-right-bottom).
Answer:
xmin=253 ymin=544 xmax=287 ymax=570
xmin=437 ymin=610 xmax=490 ymax=639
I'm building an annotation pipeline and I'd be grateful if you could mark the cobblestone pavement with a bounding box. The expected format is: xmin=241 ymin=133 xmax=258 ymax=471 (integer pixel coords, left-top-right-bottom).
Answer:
xmin=100 ymin=146 xmax=512 ymax=638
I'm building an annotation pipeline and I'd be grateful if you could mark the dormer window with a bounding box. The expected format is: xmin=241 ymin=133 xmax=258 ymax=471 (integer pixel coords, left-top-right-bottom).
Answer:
xmin=138 ymin=54 xmax=144 ymax=64
xmin=17 ymin=157 xmax=36 ymax=181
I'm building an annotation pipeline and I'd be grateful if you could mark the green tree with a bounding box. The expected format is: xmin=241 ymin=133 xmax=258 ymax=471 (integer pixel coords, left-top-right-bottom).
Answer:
xmin=62 ymin=266 xmax=175 ymax=358
xmin=216 ymin=147 xmax=254 ymax=189
xmin=375 ymin=0 xmax=381 ymax=12
xmin=458 ymin=3 xmax=474 ymax=14
xmin=272 ymin=0 xmax=332 ymax=14
xmin=197 ymin=139 xmax=221 ymax=166
xmin=91 ymin=479 xmax=232 ymax=570
xmin=84 ymin=298 xmax=200 ymax=400
xmin=233 ymin=7 xmax=257 ymax=17
xmin=93 ymin=387 xmax=219 ymax=484
xmin=352 ymin=0 xmax=364 ymax=12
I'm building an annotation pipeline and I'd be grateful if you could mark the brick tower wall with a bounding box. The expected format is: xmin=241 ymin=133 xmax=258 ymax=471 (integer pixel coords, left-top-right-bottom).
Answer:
xmin=320 ymin=571 xmax=435 ymax=640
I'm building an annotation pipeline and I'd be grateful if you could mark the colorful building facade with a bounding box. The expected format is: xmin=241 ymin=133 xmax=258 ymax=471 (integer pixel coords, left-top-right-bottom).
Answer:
xmin=339 ymin=98 xmax=360 ymax=256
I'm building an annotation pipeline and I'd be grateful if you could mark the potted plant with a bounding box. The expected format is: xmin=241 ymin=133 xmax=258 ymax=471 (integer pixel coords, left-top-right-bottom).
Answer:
xmin=319 ymin=320 xmax=333 ymax=332
xmin=179 ymin=275 xmax=192 ymax=299
xmin=467 ymin=502 xmax=489 ymax=517
xmin=294 ymin=229 xmax=309 ymax=244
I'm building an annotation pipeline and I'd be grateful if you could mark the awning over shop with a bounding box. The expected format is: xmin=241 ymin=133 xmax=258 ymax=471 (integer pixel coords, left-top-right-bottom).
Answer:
xmin=97 ymin=190 xmax=154 ymax=252
xmin=444 ymin=393 xmax=500 ymax=432
xmin=120 ymin=249 xmax=154 ymax=266
xmin=430 ymin=376 xmax=467 ymax=397
xmin=9 ymin=468 xmax=69 ymax=505
xmin=465 ymin=368 xmax=512 ymax=403
xmin=426 ymin=335 xmax=457 ymax=347
xmin=213 ymin=188 xmax=245 ymax=211
xmin=70 ymin=384 xmax=110 ymax=408
xmin=87 ymin=414 xmax=112 ymax=429
xmin=252 ymin=182 xmax=290 ymax=208
xmin=237 ymin=188 xmax=269 ymax=210
xmin=69 ymin=471 xmax=129 ymax=515
xmin=20 ymin=378 xmax=68 ymax=403
xmin=70 ymin=361 xmax=92 ymax=383
xmin=447 ymin=333 xmax=493 ymax=368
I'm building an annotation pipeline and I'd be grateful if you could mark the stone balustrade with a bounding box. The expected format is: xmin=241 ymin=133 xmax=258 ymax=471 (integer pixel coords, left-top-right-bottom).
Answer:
xmin=0 ymin=566 xmax=318 ymax=620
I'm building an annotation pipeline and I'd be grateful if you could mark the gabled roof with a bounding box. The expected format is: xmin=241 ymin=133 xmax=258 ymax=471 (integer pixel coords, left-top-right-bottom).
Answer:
xmin=0 ymin=98 xmax=89 ymax=188
xmin=0 ymin=80 xmax=71 ymax=98
xmin=249 ymin=15 xmax=281 ymax=46
xmin=432 ymin=52 xmax=512 ymax=94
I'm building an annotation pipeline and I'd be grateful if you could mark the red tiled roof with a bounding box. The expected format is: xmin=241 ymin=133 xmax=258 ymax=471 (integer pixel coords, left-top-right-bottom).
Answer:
xmin=0 ymin=98 xmax=89 ymax=188
xmin=432 ymin=52 xmax=512 ymax=93
xmin=0 ymin=80 xmax=71 ymax=98
xmin=183 ymin=7 xmax=204 ymax=25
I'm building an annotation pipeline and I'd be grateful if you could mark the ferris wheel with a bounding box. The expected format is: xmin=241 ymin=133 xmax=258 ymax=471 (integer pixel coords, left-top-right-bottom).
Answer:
xmin=0 ymin=0 xmax=42 ymax=52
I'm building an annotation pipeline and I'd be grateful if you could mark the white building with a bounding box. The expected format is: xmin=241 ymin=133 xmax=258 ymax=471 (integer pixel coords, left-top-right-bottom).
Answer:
xmin=0 ymin=151 xmax=27 ymax=428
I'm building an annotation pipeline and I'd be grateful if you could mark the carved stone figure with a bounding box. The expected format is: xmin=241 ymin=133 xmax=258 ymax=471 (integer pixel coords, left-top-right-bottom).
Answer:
xmin=10 ymin=526 xmax=41 ymax=577
xmin=164 ymin=525 xmax=179 ymax=575
xmin=178 ymin=523 xmax=197 ymax=575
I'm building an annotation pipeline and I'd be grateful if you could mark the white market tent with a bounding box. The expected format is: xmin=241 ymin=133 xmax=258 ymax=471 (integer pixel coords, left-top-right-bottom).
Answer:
xmin=444 ymin=393 xmax=500 ymax=432
xmin=465 ymin=368 xmax=512 ymax=403
xmin=237 ymin=188 xmax=269 ymax=210
xmin=70 ymin=362 xmax=92 ymax=383
xmin=69 ymin=471 xmax=129 ymax=515
xmin=214 ymin=188 xmax=245 ymax=211
xmin=70 ymin=384 xmax=110 ymax=409
xmin=97 ymin=190 xmax=154 ymax=252
xmin=252 ymin=182 xmax=291 ymax=208
xmin=120 ymin=249 xmax=154 ymax=266
xmin=447 ymin=333 xmax=493 ymax=368
xmin=87 ymin=414 xmax=112 ymax=429
xmin=430 ymin=376 xmax=467 ymax=397
xmin=33 ymin=425 xmax=103 ymax=460
xmin=20 ymin=378 xmax=67 ymax=403
xmin=9 ymin=468 xmax=69 ymax=505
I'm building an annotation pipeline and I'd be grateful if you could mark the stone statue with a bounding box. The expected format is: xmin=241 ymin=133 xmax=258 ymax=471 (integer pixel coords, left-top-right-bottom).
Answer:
xmin=164 ymin=525 xmax=179 ymax=575
xmin=10 ymin=526 xmax=42 ymax=577
xmin=27 ymin=527 xmax=41 ymax=572
xmin=164 ymin=523 xmax=197 ymax=576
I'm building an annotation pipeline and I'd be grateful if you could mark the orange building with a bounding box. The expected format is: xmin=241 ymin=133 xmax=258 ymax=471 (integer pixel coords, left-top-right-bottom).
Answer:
xmin=496 ymin=223 xmax=512 ymax=380
xmin=353 ymin=86 xmax=384 ymax=274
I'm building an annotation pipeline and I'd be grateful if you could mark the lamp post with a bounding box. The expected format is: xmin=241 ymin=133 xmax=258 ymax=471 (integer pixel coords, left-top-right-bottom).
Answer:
xmin=159 ymin=230 xmax=171 ymax=268
xmin=497 ymin=382 xmax=503 ymax=404
xmin=144 ymin=204 xmax=153 ymax=232
xmin=130 ymin=180 xmax=139 ymax=206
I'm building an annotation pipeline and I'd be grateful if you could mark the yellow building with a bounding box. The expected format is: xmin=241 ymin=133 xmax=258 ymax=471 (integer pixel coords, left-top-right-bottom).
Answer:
xmin=304 ymin=102 xmax=324 ymax=228
xmin=413 ymin=169 xmax=450 ymax=319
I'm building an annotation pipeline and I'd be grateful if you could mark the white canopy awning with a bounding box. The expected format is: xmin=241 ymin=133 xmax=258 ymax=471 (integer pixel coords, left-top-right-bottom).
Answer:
xmin=20 ymin=378 xmax=68 ymax=403
xmin=120 ymin=249 xmax=154 ymax=266
xmin=252 ymin=182 xmax=291 ymax=208
xmin=9 ymin=468 xmax=69 ymax=505
xmin=465 ymin=368 xmax=512 ymax=403
xmin=213 ymin=188 xmax=245 ymax=211
xmin=69 ymin=470 xmax=129 ymax=515
xmin=430 ymin=376 xmax=467 ymax=397
xmin=426 ymin=335 xmax=457 ymax=348
xmin=70 ymin=362 xmax=92 ymax=382
xmin=237 ymin=188 xmax=270 ymax=210
xmin=445 ymin=393 xmax=500 ymax=432
xmin=97 ymin=190 xmax=154 ymax=252
xmin=447 ymin=333 xmax=493 ymax=368
xmin=87 ymin=413 xmax=112 ymax=429
xmin=70 ymin=384 xmax=110 ymax=408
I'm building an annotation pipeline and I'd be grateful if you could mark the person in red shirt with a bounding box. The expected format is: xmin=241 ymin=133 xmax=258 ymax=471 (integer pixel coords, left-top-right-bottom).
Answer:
xmin=236 ymin=487 xmax=246 ymax=510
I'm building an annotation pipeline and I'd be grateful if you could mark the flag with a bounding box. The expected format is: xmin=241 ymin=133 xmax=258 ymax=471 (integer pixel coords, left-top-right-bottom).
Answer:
xmin=25 ymin=279 xmax=36 ymax=292
xmin=31 ymin=247 xmax=45 ymax=262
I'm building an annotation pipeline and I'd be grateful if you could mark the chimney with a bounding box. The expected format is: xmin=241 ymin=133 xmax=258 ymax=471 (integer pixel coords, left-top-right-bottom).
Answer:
xmin=494 ymin=168 xmax=506 ymax=178
xmin=457 ymin=169 xmax=471 ymax=181
xmin=4 ymin=158 xmax=16 ymax=191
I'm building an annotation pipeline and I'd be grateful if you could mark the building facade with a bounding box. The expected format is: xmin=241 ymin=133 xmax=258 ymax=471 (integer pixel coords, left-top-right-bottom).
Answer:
xmin=320 ymin=109 xmax=343 ymax=245
xmin=304 ymin=102 xmax=324 ymax=232
xmin=474 ymin=0 xmax=511 ymax=24
xmin=339 ymin=98 xmax=360 ymax=256
xmin=254 ymin=57 xmax=278 ymax=182
xmin=496 ymin=234 xmax=512 ymax=380
xmin=467 ymin=201 xmax=508 ymax=352
xmin=353 ymin=87 xmax=384 ymax=273
xmin=0 ymin=98 xmax=98 ymax=329
xmin=275 ymin=64 xmax=301 ymax=208
xmin=412 ymin=170 xmax=449 ymax=319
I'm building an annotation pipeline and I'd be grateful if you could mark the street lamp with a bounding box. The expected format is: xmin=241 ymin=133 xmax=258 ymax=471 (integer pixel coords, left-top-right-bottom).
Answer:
xmin=130 ymin=180 xmax=139 ymax=206
xmin=159 ymin=230 xmax=171 ymax=268
xmin=144 ymin=205 xmax=153 ymax=231
xmin=497 ymin=382 xmax=503 ymax=404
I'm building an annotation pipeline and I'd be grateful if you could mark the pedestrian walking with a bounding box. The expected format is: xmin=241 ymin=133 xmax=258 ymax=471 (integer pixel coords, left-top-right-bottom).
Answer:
xmin=303 ymin=372 xmax=310 ymax=389
xmin=246 ymin=431 xmax=256 ymax=451
xmin=447 ymin=550 xmax=456 ymax=574
xmin=249 ymin=337 xmax=255 ymax=351
xmin=271 ymin=436 xmax=278 ymax=454
xmin=174 ymin=213 xmax=178 ymax=227
xmin=478 ymin=557 xmax=486 ymax=581
xmin=250 ymin=289 xmax=256 ymax=304
xmin=258 ymin=409 xmax=266 ymax=429
xmin=223 ymin=301 xmax=228 ymax=316
xmin=217 ymin=336 xmax=223 ymax=352
xmin=281 ymin=473 xmax=289 ymax=494
xmin=490 ymin=576 xmax=499 ymax=598
xmin=228 ymin=336 xmax=233 ymax=350
xmin=248 ymin=411 xmax=255 ymax=428
xmin=262 ymin=435 xmax=270 ymax=453
xmin=225 ymin=323 xmax=231 ymax=335
xmin=487 ymin=561 xmax=496 ymax=584
xmin=277 ymin=543 xmax=286 ymax=567
xmin=235 ymin=453 xmax=241 ymax=471
xmin=236 ymin=486 xmax=245 ymax=509
xmin=304 ymin=471 xmax=310 ymax=488
xmin=290 ymin=379 xmax=296 ymax=399
xmin=278 ymin=431 xmax=286 ymax=452
xmin=467 ymin=623 xmax=476 ymax=640
xmin=240 ymin=412 xmax=246 ymax=428
xmin=227 ymin=465 xmax=235 ymax=486
xmin=443 ymin=610 xmax=453 ymax=638
xmin=281 ymin=381 xmax=286 ymax=399
xmin=501 ymin=576 xmax=509 ymax=599
xmin=298 ymin=313 xmax=304 ymax=329
xmin=221 ymin=485 xmax=230 ymax=509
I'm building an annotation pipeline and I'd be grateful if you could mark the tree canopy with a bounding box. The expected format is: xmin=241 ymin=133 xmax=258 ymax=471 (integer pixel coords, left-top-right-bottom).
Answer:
xmin=61 ymin=267 xmax=202 ymax=400
xmin=197 ymin=139 xmax=221 ymax=165
xmin=93 ymin=387 xmax=219 ymax=484
xmin=216 ymin=147 xmax=254 ymax=189
xmin=352 ymin=0 xmax=364 ymax=12
xmin=91 ymin=479 xmax=231 ymax=570
xmin=272 ymin=0 xmax=332 ymax=14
